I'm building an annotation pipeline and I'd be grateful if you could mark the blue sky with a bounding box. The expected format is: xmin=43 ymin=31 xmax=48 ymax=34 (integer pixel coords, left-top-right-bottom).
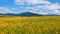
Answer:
xmin=0 ymin=0 xmax=60 ymax=15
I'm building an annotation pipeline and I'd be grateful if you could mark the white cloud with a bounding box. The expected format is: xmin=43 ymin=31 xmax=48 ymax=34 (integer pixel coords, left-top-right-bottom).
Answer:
xmin=45 ymin=3 xmax=60 ymax=9
xmin=0 ymin=7 xmax=13 ymax=13
xmin=14 ymin=0 xmax=60 ymax=10
xmin=25 ymin=0 xmax=50 ymax=4
xmin=25 ymin=6 xmax=49 ymax=15
xmin=25 ymin=7 xmax=35 ymax=12
xmin=15 ymin=0 xmax=51 ymax=5
xmin=15 ymin=0 xmax=25 ymax=5
xmin=38 ymin=12 xmax=48 ymax=15
xmin=53 ymin=10 xmax=60 ymax=14
xmin=14 ymin=0 xmax=60 ymax=15
xmin=25 ymin=3 xmax=60 ymax=14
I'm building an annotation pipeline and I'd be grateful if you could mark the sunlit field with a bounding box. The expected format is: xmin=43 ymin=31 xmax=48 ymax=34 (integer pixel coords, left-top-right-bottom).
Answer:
xmin=0 ymin=16 xmax=60 ymax=34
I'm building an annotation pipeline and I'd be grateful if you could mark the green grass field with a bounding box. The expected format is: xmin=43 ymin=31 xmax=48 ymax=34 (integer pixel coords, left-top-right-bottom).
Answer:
xmin=0 ymin=16 xmax=60 ymax=34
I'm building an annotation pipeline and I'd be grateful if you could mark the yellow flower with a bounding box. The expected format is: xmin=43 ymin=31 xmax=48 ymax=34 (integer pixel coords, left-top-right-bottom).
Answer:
xmin=1 ymin=32 xmax=4 ymax=34
xmin=56 ymin=32 xmax=58 ymax=34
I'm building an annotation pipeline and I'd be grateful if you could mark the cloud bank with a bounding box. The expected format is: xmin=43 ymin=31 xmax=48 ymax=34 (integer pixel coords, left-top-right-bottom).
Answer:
xmin=14 ymin=0 xmax=60 ymax=15
xmin=0 ymin=0 xmax=60 ymax=15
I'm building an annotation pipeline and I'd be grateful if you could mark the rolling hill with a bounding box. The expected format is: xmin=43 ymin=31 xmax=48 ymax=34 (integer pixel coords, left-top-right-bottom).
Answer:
xmin=0 ymin=12 xmax=60 ymax=16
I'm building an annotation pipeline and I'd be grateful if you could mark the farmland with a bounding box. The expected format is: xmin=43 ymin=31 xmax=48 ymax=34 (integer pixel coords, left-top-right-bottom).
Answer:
xmin=0 ymin=16 xmax=60 ymax=34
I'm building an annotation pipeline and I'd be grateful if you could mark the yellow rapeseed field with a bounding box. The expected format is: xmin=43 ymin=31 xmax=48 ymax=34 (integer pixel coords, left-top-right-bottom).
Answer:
xmin=0 ymin=16 xmax=60 ymax=34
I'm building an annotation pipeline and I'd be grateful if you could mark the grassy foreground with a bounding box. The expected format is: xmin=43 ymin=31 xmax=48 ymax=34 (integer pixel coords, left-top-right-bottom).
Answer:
xmin=0 ymin=16 xmax=60 ymax=34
